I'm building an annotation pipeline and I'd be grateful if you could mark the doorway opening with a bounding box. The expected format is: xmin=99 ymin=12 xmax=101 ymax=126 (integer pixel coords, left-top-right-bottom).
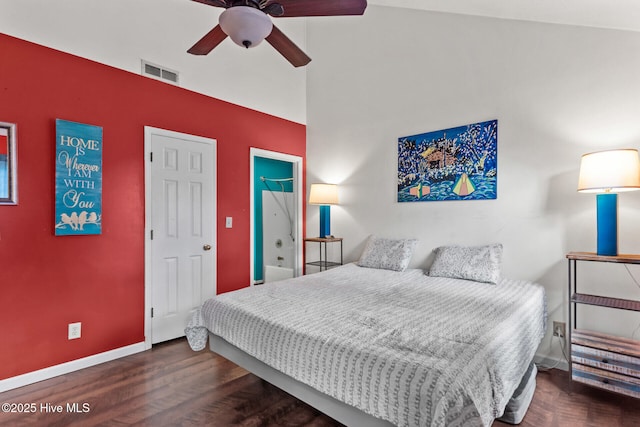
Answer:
xmin=250 ymin=148 xmax=303 ymax=285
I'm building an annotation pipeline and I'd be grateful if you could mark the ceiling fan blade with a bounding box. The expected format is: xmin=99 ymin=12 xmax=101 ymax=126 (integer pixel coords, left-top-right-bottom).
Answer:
xmin=268 ymin=0 xmax=367 ymax=17
xmin=187 ymin=25 xmax=228 ymax=55
xmin=265 ymin=25 xmax=311 ymax=67
xmin=190 ymin=0 xmax=228 ymax=8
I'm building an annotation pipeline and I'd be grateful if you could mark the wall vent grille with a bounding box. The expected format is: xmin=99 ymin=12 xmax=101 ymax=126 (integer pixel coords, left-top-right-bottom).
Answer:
xmin=141 ymin=60 xmax=179 ymax=85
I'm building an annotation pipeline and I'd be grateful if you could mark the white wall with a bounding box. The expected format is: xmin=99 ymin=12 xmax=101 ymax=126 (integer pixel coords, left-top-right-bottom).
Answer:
xmin=1 ymin=0 xmax=307 ymax=124
xmin=369 ymin=0 xmax=640 ymax=33
xmin=306 ymin=6 xmax=640 ymax=364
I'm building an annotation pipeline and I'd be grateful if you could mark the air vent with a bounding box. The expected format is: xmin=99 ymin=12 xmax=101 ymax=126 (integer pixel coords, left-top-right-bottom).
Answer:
xmin=141 ymin=60 xmax=179 ymax=85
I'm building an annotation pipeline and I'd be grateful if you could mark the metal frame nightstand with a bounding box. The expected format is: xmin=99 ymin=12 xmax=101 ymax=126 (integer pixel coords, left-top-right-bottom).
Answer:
xmin=567 ymin=251 xmax=640 ymax=398
xmin=304 ymin=237 xmax=343 ymax=272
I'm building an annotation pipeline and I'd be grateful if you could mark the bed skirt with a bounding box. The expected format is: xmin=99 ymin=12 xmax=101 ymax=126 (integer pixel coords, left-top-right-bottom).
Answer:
xmin=497 ymin=362 xmax=537 ymax=425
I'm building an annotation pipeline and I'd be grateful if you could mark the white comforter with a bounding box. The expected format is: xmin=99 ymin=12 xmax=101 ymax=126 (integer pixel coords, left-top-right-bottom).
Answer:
xmin=186 ymin=263 xmax=546 ymax=427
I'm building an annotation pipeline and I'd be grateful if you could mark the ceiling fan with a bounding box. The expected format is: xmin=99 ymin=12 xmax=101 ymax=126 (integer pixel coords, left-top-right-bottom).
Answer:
xmin=187 ymin=0 xmax=368 ymax=67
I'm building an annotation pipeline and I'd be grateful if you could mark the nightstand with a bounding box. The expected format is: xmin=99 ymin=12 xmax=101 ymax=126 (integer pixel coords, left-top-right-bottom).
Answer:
xmin=304 ymin=237 xmax=343 ymax=273
xmin=567 ymin=252 xmax=640 ymax=398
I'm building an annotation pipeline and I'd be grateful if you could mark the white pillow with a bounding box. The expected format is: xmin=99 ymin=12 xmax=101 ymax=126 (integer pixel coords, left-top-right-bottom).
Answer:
xmin=428 ymin=243 xmax=503 ymax=284
xmin=357 ymin=235 xmax=418 ymax=272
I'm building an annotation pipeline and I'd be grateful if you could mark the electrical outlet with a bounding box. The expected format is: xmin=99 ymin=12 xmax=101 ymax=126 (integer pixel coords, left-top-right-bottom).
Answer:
xmin=553 ymin=321 xmax=565 ymax=338
xmin=68 ymin=322 xmax=81 ymax=340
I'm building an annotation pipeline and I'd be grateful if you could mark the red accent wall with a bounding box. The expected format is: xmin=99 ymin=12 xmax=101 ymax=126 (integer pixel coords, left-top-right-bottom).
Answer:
xmin=0 ymin=33 xmax=306 ymax=380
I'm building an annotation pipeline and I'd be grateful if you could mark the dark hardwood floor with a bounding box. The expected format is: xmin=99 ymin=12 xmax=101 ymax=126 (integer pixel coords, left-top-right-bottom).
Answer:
xmin=1 ymin=338 xmax=639 ymax=426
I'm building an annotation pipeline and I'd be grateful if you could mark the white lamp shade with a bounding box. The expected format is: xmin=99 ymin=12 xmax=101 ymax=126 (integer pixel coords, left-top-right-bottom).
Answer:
xmin=309 ymin=184 xmax=339 ymax=205
xmin=578 ymin=148 xmax=640 ymax=193
xmin=219 ymin=6 xmax=273 ymax=48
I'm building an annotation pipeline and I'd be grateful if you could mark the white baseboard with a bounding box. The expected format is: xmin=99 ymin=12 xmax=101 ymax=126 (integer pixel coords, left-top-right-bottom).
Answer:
xmin=0 ymin=342 xmax=147 ymax=393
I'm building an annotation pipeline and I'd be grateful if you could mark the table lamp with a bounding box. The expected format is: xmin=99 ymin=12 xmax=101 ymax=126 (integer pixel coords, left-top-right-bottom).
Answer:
xmin=309 ymin=183 xmax=339 ymax=238
xmin=578 ymin=148 xmax=640 ymax=256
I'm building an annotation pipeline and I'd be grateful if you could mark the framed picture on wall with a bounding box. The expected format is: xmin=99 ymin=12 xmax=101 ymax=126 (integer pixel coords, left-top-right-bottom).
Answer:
xmin=0 ymin=122 xmax=18 ymax=205
xmin=397 ymin=119 xmax=498 ymax=202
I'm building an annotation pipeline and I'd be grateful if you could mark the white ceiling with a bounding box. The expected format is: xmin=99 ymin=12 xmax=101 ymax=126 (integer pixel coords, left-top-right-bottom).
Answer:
xmin=3 ymin=0 xmax=637 ymax=124
xmin=369 ymin=0 xmax=640 ymax=33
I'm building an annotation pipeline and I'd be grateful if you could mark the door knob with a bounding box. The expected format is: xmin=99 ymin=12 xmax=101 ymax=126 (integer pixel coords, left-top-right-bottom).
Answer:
xmin=203 ymin=244 xmax=212 ymax=251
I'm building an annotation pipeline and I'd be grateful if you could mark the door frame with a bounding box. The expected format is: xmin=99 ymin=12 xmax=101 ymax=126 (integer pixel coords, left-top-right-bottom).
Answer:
xmin=144 ymin=126 xmax=217 ymax=349
xmin=250 ymin=148 xmax=304 ymax=284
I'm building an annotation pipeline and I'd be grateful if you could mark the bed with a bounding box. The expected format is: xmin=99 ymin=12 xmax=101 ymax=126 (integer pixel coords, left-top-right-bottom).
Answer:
xmin=186 ymin=242 xmax=546 ymax=427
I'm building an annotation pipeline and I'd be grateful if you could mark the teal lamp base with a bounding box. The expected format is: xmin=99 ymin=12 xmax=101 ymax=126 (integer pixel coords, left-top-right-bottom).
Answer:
xmin=319 ymin=205 xmax=331 ymax=238
xmin=596 ymin=193 xmax=617 ymax=256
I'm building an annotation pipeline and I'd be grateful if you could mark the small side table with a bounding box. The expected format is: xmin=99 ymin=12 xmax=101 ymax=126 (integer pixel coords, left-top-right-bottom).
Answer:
xmin=304 ymin=237 xmax=343 ymax=272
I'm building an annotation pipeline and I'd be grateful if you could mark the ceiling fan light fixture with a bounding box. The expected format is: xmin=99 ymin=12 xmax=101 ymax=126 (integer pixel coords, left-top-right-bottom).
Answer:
xmin=219 ymin=6 xmax=273 ymax=48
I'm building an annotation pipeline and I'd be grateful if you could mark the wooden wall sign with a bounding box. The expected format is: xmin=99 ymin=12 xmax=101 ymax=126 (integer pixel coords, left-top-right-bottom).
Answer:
xmin=55 ymin=119 xmax=103 ymax=236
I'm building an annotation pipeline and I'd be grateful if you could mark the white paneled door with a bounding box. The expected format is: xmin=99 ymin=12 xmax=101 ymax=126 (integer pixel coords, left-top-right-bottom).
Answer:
xmin=146 ymin=127 xmax=216 ymax=344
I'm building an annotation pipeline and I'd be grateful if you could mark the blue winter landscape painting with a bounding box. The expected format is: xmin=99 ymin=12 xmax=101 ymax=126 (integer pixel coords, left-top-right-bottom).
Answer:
xmin=397 ymin=119 xmax=498 ymax=202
